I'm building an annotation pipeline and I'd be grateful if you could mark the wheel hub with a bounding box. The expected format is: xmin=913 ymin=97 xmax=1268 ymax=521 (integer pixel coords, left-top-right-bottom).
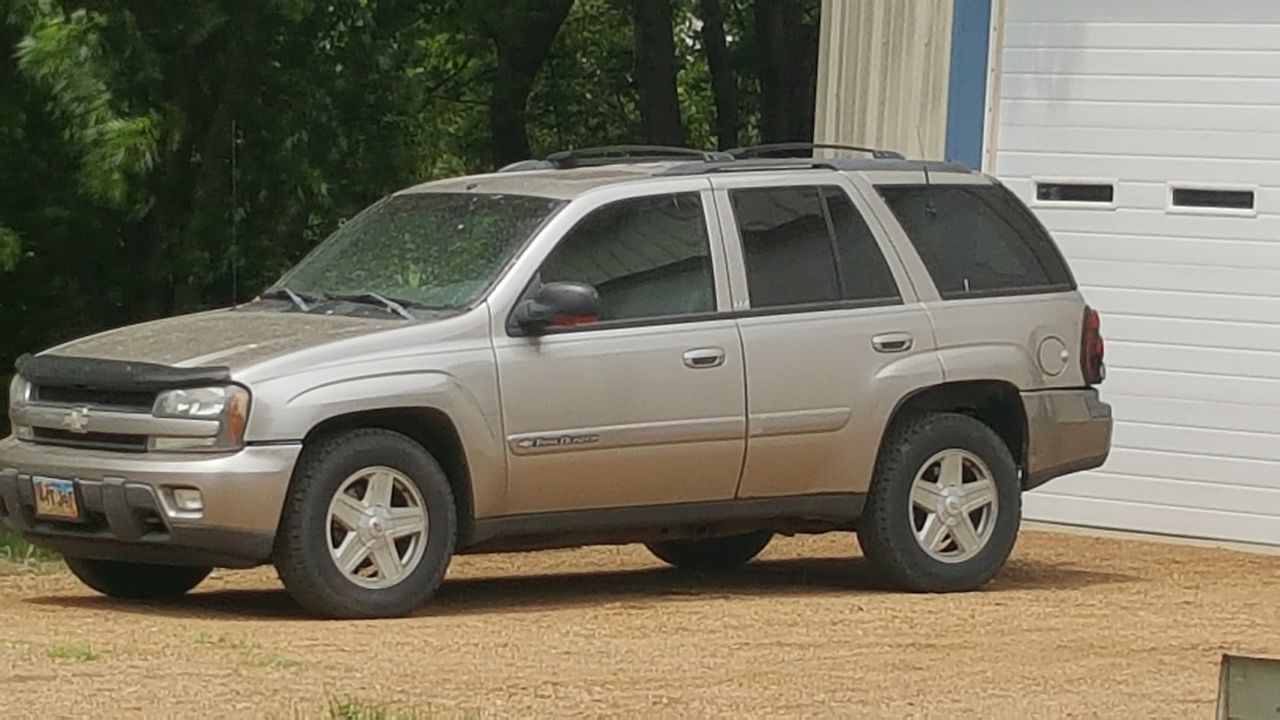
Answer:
xmin=908 ymin=449 xmax=999 ymax=564
xmin=326 ymin=466 xmax=429 ymax=590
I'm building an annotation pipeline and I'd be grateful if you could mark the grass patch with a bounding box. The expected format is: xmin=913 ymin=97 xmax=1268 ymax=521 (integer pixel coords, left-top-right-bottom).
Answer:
xmin=267 ymin=696 xmax=479 ymax=720
xmin=195 ymin=632 xmax=261 ymax=651
xmin=325 ymin=697 xmax=433 ymax=720
xmin=0 ymin=528 xmax=60 ymax=569
xmin=46 ymin=642 xmax=104 ymax=662
xmin=245 ymin=652 xmax=303 ymax=670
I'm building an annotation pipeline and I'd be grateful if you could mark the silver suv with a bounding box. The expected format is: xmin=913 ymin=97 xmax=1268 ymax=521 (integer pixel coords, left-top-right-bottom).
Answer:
xmin=1 ymin=145 xmax=1112 ymax=618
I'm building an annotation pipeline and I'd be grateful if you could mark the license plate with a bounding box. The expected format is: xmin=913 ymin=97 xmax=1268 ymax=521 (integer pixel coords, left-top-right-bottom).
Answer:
xmin=33 ymin=477 xmax=81 ymax=521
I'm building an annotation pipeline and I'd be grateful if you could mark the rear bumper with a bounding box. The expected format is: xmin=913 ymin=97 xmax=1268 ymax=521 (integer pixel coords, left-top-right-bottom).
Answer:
xmin=1020 ymin=388 xmax=1113 ymax=490
xmin=0 ymin=438 xmax=300 ymax=568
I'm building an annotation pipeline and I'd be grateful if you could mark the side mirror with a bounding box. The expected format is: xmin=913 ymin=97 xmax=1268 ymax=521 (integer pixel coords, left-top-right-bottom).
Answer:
xmin=512 ymin=281 xmax=600 ymax=333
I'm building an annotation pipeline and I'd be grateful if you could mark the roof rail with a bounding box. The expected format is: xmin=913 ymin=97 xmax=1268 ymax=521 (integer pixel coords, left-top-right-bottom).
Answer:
xmin=658 ymin=158 xmax=841 ymax=176
xmin=496 ymin=145 xmax=733 ymax=172
xmin=726 ymin=142 xmax=905 ymax=161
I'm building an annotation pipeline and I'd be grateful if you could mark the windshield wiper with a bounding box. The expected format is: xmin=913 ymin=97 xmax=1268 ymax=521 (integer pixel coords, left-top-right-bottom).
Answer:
xmin=325 ymin=291 xmax=416 ymax=320
xmin=258 ymin=287 xmax=320 ymax=312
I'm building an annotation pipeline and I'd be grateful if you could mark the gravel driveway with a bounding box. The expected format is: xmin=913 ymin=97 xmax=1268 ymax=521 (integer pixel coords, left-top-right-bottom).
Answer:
xmin=0 ymin=528 xmax=1276 ymax=718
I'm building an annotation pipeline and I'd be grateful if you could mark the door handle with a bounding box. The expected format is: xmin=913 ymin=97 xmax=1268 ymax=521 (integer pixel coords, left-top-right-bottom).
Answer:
xmin=872 ymin=332 xmax=914 ymax=353
xmin=683 ymin=347 xmax=726 ymax=369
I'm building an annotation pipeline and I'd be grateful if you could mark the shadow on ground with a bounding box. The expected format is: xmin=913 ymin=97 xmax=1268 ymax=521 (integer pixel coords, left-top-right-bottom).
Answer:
xmin=23 ymin=555 xmax=1138 ymax=622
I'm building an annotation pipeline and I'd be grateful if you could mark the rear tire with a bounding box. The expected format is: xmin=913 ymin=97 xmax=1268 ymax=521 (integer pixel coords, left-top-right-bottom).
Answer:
xmin=64 ymin=557 xmax=211 ymax=599
xmin=858 ymin=412 xmax=1020 ymax=592
xmin=273 ymin=428 xmax=456 ymax=619
xmin=646 ymin=531 xmax=773 ymax=571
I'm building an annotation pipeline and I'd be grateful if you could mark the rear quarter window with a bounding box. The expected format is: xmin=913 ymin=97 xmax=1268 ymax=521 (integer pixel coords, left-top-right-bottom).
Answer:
xmin=877 ymin=184 xmax=1075 ymax=299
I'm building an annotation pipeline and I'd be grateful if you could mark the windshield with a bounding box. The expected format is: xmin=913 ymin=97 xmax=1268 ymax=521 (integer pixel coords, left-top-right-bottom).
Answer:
xmin=272 ymin=192 xmax=564 ymax=309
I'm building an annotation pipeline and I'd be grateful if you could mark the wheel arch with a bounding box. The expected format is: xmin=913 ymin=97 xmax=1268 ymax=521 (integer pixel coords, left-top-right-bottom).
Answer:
xmin=877 ymin=380 xmax=1028 ymax=485
xmin=302 ymin=407 xmax=476 ymax=545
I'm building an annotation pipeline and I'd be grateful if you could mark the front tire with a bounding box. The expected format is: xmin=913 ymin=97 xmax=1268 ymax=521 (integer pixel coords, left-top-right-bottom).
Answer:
xmin=64 ymin=557 xmax=211 ymax=599
xmin=273 ymin=429 xmax=457 ymax=619
xmin=646 ymin=531 xmax=773 ymax=571
xmin=858 ymin=413 xmax=1020 ymax=592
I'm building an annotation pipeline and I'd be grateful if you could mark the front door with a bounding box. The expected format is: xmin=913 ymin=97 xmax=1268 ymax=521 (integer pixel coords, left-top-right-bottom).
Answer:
xmin=493 ymin=189 xmax=747 ymax=515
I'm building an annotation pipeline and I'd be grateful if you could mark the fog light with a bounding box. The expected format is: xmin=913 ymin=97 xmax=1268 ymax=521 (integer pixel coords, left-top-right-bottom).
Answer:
xmin=171 ymin=488 xmax=204 ymax=512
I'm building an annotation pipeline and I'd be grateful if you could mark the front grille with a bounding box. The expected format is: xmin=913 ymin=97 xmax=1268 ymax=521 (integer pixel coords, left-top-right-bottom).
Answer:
xmin=31 ymin=428 xmax=148 ymax=453
xmin=33 ymin=385 xmax=156 ymax=413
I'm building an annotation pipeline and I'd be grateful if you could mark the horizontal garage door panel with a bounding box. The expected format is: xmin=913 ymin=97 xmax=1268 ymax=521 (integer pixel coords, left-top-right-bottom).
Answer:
xmin=1006 ymin=2 xmax=1280 ymax=23
xmin=1054 ymin=233 xmax=1280 ymax=273
xmin=1069 ymin=259 xmax=1280 ymax=298
xmin=1105 ymin=367 xmax=1280 ymax=408
xmin=1117 ymin=422 xmax=1280 ymax=464
xmin=1035 ymin=212 xmax=1280 ymax=243
xmin=1104 ymin=450 xmax=1280 ymax=492
xmin=1003 ymin=49 xmax=1280 ymax=79
xmin=1004 ymin=23 xmax=1280 ymax=52
xmin=1000 ymin=154 xmax=1280 ymax=186
xmin=1107 ymin=341 xmax=1280 ymax=381
xmin=1100 ymin=393 xmax=1280 ymax=439
xmin=1103 ymin=316 xmax=1280 ymax=355
xmin=1084 ymin=287 xmax=1280 ymax=326
xmin=1002 ymin=75 xmax=1280 ymax=106
xmin=1047 ymin=471 xmax=1280 ymax=515
xmin=1000 ymin=126 xmax=1280 ymax=161
xmin=1000 ymin=100 xmax=1280 ymax=134
xmin=1022 ymin=492 xmax=1280 ymax=547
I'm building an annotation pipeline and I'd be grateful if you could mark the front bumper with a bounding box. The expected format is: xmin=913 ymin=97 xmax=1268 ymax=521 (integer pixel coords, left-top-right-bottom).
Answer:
xmin=1021 ymin=388 xmax=1113 ymax=490
xmin=0 ymin=438 xmax=300 ymax=568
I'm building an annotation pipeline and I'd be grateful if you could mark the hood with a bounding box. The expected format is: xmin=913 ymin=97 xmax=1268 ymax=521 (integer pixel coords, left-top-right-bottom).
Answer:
xmin=44 ymin=308 xmax=402 ymax=373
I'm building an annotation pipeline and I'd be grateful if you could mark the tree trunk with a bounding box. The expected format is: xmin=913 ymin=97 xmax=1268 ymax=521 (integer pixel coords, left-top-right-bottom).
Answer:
xmin=631 ymin=0 xmax=686 ymax=147
xmin=699 ymin=0 xmax=737 ymax=149
xmin=755 ymin=0 xmax=820 ymax=143
xmin=484 ymin=0 xmax=574 ymax=168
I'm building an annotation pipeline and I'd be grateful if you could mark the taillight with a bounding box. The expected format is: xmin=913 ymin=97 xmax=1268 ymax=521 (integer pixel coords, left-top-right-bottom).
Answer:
xmin=1081 ymin=306 xmax=1105 ymax=385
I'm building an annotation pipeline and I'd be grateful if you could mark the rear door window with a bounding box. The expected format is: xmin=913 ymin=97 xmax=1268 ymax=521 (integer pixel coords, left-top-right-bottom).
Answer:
xmin=730 ymin=186 xmax=841 ymax=308
xmin=877 ymin=184 xmax=1075 ymax=299
xmin=730 ymin=186 xmax=901 ymax=309
xmin=822 ymin=188 xmax=901 ymax=303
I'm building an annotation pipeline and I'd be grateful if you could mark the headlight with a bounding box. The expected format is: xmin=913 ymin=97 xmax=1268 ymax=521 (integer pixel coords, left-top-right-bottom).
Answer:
xmin=8 ymin=374 xmax=30 ymax=411
xmin=8 ymin=374 xmax=32 ymax=439
xmin=154 ymin=387 xmax=235 ymax=418
xmin=151 ymin=385 xmax=250 ymax=452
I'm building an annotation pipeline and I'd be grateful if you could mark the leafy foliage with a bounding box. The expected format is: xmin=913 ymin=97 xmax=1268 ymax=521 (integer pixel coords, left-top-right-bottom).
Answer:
xmin=0 ymin=0 xmax=820 ymax=433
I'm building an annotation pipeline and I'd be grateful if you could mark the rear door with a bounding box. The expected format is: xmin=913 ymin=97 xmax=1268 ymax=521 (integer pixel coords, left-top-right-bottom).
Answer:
xmin=709 ymin=173 xmax=943 ymax=500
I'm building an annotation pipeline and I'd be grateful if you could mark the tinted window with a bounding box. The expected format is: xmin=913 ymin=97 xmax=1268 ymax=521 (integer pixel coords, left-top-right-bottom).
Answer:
xmin=539 ymin=193 xmax=714 ymax=322
xmin=823 ymin=188 xmax=900 ymax=303
xmin=1172 ymin=187 xmax=1254 ymax=210
xmin=731 ymin=187 xmax=840 ymax=307
xmin=878 ymin=185 xmax=1074 ymax=299
xmin=1036 ymin=182 xmax=1114 ymax=204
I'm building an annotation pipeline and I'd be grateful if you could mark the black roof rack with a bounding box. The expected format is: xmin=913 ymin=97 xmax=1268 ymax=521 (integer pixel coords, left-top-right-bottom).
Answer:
xmin=726 ymin=142 xmax=905 ymax=161
xmin=497 ymin=145 xmax=734 ymax=172
xmin=658 ymin=158 xmax=841 ymax=176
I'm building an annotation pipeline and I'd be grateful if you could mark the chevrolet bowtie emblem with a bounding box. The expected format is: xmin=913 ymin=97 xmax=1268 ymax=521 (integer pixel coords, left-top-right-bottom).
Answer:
xmin=62 ymin=406 xmax=92 ymax=434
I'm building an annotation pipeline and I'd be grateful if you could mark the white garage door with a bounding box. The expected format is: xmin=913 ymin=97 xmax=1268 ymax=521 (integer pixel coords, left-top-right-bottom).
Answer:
xmin=989 ymin=0 xmax=1280 ymax=545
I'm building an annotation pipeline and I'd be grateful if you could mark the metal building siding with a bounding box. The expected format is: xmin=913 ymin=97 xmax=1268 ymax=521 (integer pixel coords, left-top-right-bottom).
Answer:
xmin=814 ymin=0 xmax=954 ymax=159
xmin=989 ymin=1 xmax=1280 ymax=544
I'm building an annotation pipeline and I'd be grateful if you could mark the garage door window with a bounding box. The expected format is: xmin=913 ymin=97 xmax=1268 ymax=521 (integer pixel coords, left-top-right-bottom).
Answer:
xmin=878 ymin=184 xmax=1075 ymax=300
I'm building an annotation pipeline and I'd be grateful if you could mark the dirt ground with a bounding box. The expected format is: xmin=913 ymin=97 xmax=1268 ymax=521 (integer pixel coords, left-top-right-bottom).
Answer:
xmin=0 ymin=528 xmax=1277 ymax=719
